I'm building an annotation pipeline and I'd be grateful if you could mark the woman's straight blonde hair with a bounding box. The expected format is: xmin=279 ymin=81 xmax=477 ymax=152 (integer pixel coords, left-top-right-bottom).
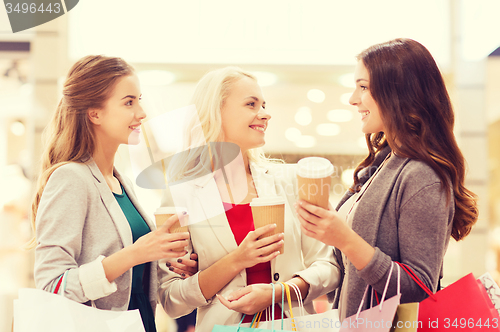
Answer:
xmin=191 ymin=66 xmax=270 ymax=164
xmin=167 ymin=66 xmax=280 ymax=184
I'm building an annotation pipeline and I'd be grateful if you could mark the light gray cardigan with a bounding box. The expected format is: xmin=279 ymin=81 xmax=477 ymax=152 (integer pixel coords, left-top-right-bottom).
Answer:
xmin=34 ymin=160 xmax=161 ymax=311
xmin=337 ymin=155 xmax=454 ymax=318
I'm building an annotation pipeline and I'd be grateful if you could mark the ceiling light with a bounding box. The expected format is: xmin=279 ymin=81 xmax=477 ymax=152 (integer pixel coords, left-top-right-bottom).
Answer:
xmin=285 ymin=127 xmax=302 ymax=142
xmin=340 ymin=92 xmax=352 ymax=106
xmin=295 ymin=135 xmax=316 ymax=148
xmin=339 ymin=73 xmax=355 ymax=88
xmin=307 ymin=89 xmax=325 ymax=103
xmin=252 ymin=71 xmax=277 ymax=87
xmin=341 ymin=168 xmax=356 ymax=187
xmin=137 ymin=70 xmax=176 ymax=86
xmin=316 ymin=123 xmax=340 ymax=136
xmin=327 ymin=109 xmax=353 ymax=122
xmin=295 ymin=107 xmax=312 ymax=126
xmin=10 ymin=121 xmax=25 ymax=136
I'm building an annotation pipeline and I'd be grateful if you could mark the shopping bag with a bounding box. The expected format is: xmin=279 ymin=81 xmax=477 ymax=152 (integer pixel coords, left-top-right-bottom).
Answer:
xmin=13 ymin=272 xmax=145 ymax=332
xmin=248 ymin=282 xmax=341 ymax=332
xmin=213 ymin=283 xmax=295 ymax=332
xmin=340 ymin=262 xmax=401 ymax=331
xmin=390 ymin=302 xmax=419 ymax=332
xmin=478 ymin=272 xmax=500 ymax=318
xmin=397 ymin=262 xmax=500 ymax=331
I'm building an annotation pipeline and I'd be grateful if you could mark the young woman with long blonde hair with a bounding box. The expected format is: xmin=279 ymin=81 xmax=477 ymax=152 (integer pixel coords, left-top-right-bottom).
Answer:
xmin=158 ymin=67 xmax=340 ymax=332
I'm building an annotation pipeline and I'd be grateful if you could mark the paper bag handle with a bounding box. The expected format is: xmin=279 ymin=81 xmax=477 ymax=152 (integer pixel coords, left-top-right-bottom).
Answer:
xmin=395 ymin=261 xmax=437 ymax=301
xmin=355 ymin=262 xmax=397 ymax=319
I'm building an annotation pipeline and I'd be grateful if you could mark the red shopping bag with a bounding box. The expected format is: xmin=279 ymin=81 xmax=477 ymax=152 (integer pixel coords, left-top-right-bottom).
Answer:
xmin=396 ymin=262 xmax=500 ymax=331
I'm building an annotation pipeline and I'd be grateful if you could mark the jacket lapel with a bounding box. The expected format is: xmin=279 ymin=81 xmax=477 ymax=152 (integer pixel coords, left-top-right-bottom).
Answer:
xmin=250 ymin=163 xmax=277 ymax=198
xmin=187 ymin=162 xmax=277 ymax=255
xmin=115 ymin=170 xmax=156 ymax=232
xmin=190 ymin=172 xmax=238 ymax=254
xmin=85 ymin=160 xmax=133 ymax=248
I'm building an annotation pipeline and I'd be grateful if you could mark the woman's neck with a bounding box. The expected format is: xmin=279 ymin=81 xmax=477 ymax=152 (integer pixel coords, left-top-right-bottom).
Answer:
xmin=242 ymin=150 xmax=251 ymax=175
xmin=92 ymin=141 xmax=119 ymax=178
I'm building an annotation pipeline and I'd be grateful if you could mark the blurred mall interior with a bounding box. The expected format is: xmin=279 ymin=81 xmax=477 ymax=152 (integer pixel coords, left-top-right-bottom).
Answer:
xmin=1 ymin=1 xmax=500 ymax=331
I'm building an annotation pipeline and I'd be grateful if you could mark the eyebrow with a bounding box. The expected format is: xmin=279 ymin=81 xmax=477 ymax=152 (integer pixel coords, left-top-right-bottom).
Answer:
xmin=246 ymin=96 xmax=266 ymax=105
xmin=356 ymin=79 xmax=368 ymax=83
xmin=121 ymin=95 xmax=137 ymax=100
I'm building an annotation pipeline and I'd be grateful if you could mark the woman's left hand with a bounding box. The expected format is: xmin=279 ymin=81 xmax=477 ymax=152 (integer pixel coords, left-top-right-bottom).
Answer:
xmin=217 ymin=284 xmax=273 ymax=315
xmin=295 ymin=199 xmax=350 ymax=249
xmin=166 ymin=253 xmax=198 ymax=278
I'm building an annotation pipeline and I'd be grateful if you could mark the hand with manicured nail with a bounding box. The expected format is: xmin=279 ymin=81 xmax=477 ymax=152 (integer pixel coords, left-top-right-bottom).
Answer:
xmin=166 ymin=253 xmax=199 ymax=278
xmin=132 ymin=214 xmax=189 ymax=264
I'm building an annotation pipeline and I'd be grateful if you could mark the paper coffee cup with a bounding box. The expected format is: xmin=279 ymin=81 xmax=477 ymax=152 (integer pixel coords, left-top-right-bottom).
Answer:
xmin=297 ymin=157 xmax=334 ymax=209
xmin=154 ymin=207 xmax=188 ymax=252
xmin=250 ymin=196 xmax=285 ymax=255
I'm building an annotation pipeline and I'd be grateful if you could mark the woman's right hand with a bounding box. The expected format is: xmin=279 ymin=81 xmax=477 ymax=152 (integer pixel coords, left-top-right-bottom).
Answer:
xmin=132 ymin=214 xmax=190 ymax=265
xmin=230 ymin=224 xmax=283 ymax=271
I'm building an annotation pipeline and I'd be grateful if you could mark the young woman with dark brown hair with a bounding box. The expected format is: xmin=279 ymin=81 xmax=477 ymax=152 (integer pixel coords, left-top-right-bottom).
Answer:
xmin=31 ymin=55 xmax=191 ymax=332
xmin=295 ymin=38 xmax=478 ymax=320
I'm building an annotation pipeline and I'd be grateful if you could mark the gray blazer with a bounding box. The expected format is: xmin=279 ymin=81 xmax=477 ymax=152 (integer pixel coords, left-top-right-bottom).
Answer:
xmin=34 ymin=159 xmax=161 ymax=311
xmin=338 ymin=154 xmax=454 ymax=318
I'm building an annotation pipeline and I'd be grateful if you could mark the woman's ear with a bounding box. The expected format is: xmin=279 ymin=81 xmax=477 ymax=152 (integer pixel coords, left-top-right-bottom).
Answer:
xmin=87 ymin=108 xmax=101 ymax=125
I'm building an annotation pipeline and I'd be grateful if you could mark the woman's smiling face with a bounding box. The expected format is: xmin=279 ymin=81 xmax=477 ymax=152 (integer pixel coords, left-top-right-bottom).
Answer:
xmin=221 ymin=76 xmax=271 ymax=152
xmin=349 ymin=61 xmax=384 ymax=134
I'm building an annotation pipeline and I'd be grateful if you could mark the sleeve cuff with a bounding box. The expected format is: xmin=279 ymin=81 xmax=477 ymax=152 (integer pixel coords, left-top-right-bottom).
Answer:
xmin=293 ymin=268 xmax=340 ymax=304
xmin=183 ymin=271 xmax=212 ymax=306
xmin=79 ymin=255 xmax=118 ymax=300
xmin=357 ymin=247 xmax=392 ymax=285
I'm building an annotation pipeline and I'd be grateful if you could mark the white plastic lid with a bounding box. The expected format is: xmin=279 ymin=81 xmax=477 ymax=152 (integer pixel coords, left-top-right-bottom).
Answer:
xmin=154 ymin=206 xmax=187 ymax=215
xmin=250 ymin=196 xmax=286 ymax=207
xmin=297 ymin=157 xmax=334 ymax=179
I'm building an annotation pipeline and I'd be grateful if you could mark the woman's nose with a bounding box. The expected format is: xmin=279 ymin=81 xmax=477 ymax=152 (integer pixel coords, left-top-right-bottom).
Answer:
xmin=349 ymin=91 xmax=358 ymax=106
xmin=257 ymin=108 xmax=271 ymax=121
xmin=137 ymin=104 xmax=147 ymax=120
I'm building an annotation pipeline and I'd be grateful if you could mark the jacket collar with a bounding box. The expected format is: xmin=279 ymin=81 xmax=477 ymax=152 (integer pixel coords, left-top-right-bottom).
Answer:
xmin=192 ymin=161 xmax=278 ymax=255
xmin=84 ymin=158 xmax=133 ymax=248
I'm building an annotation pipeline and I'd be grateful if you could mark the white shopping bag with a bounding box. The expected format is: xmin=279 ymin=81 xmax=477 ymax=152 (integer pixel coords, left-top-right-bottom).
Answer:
xmin=478 ymin=272 xmax=500 ymax=317
xmin=237 ymin=282 xmax=341 ymax=332
xmin=249 ymin=309 xmax=341 ymax=332
xmin=13 ymin=288 xmax=145 ymax=332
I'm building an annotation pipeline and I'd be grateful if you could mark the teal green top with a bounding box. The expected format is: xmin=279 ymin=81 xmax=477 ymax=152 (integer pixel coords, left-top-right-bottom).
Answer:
xmin=113 ymin=184 xmax=156 ymax=332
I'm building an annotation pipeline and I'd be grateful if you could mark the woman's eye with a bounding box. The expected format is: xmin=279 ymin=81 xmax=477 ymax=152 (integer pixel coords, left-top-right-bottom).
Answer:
xmin=126 ymin=100 xmax=133 ymax=106
xmin=360 ymin=85 xmax=368 ymax=91
xmin=247 ymin=102 xmax=255 ymax=107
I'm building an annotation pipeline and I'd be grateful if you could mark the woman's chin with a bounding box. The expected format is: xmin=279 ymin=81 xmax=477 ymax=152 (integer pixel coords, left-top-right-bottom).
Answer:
xmin=127 ymin=137 xmax=141 ymax=145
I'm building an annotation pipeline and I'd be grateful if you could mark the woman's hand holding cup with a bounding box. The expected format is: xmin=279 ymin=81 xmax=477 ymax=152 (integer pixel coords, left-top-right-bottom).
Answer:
xmin=132 ymin=214 xmax=189 ymax=265
xmin=230 ymin=224 xmax=283 ymax=271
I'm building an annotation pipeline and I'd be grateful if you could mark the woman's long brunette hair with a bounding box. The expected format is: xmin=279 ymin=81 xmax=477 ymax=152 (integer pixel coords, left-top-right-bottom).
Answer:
xmin=353 ymin=38 xmax=478 ymax=241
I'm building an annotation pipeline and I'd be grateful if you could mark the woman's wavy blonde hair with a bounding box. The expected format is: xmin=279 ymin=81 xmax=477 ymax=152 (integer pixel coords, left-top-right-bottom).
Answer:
xmin=27 ymin=55 xmax=134 ymax=249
